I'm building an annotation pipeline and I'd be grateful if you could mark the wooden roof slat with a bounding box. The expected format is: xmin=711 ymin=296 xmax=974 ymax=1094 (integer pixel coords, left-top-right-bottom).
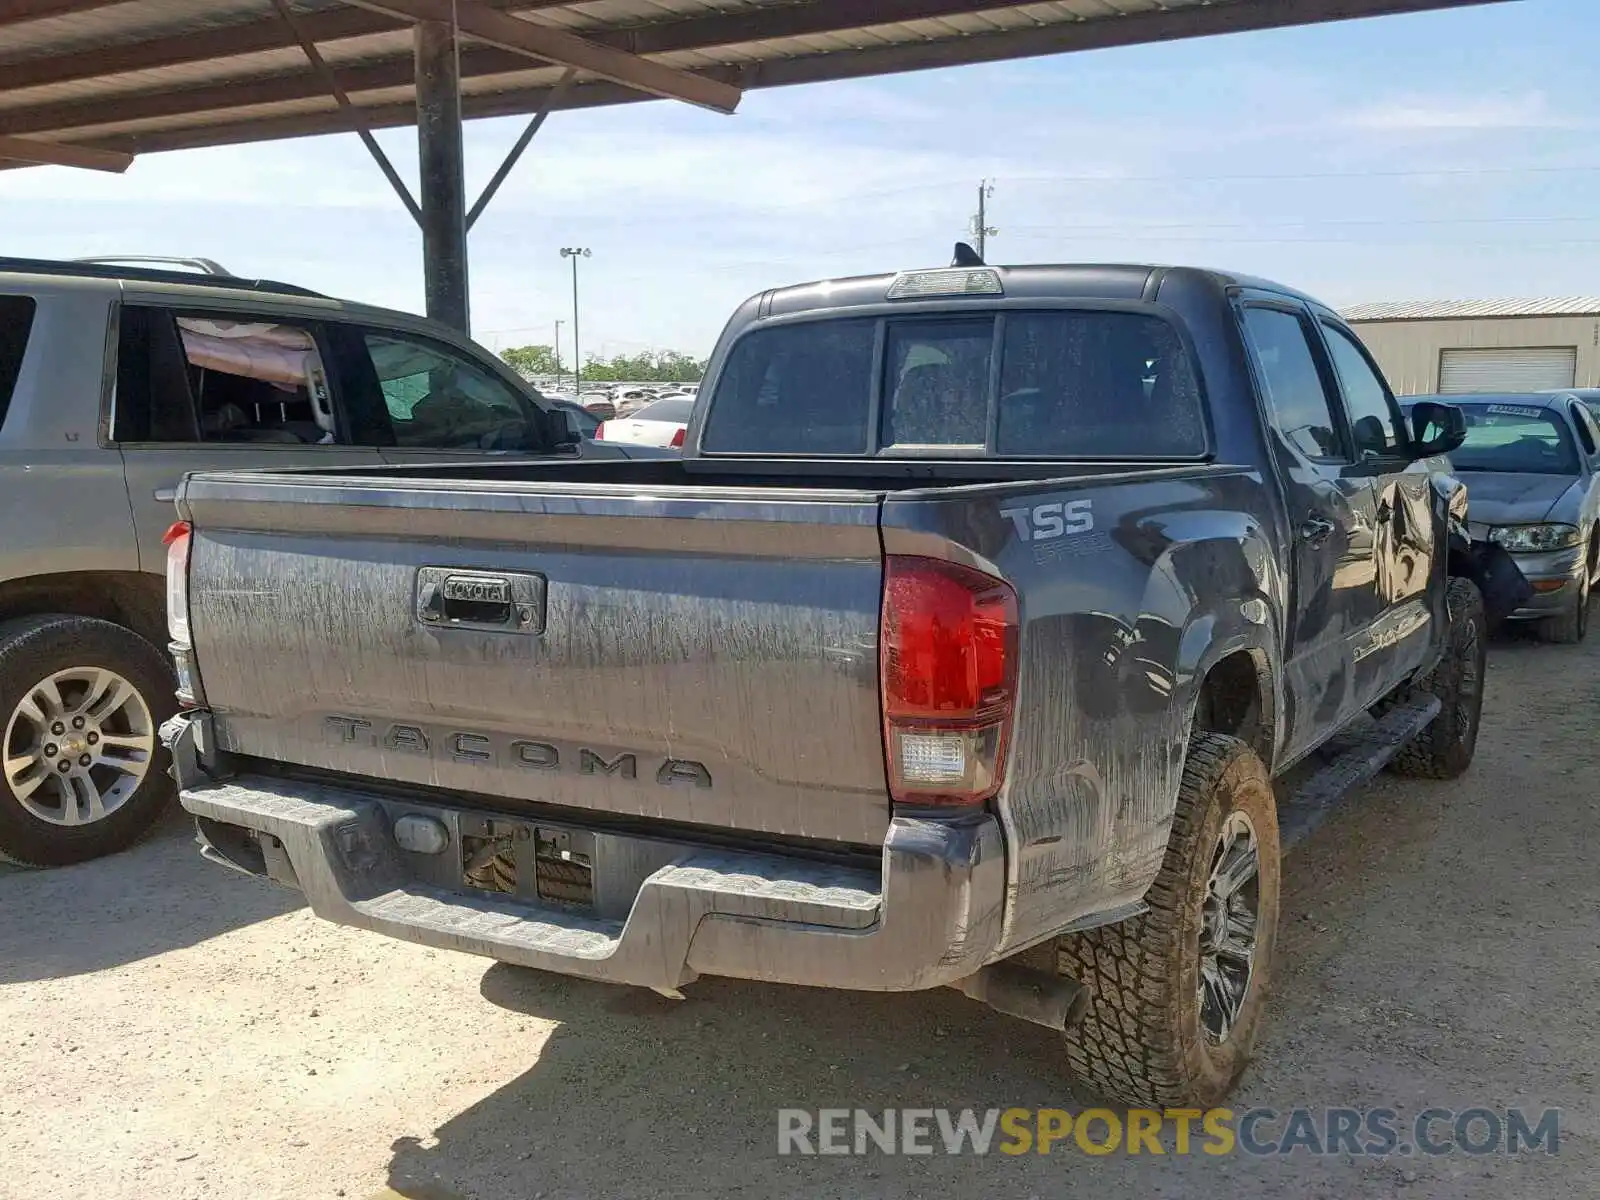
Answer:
xmin=0 ymin=0 xmax=127 ymax=28
xmin=0 ymin=131 xmax=131 ymax=169
xmin=345 ymin=0 xmax=742 ymax=111
xmin=0 ymin=0 xmax=1510 ymax=166
xmin=0 ymin=0 xmax=1048 ymax=94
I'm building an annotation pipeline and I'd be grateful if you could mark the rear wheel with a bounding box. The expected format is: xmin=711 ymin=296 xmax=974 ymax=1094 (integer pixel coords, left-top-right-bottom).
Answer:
xmin=1383 ymin=577 xmax=1486 ymax=779
xmin=0 ymin=615 xmax=176 ymax=866
xmin=1056 ymin=733 xmax=1280 ymax=1106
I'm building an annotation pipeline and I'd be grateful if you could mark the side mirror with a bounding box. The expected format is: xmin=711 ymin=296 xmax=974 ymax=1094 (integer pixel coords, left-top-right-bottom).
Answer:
xmin=1409 ymin=400 xmax=1466 ymax=458
xmin=533 ymin=407 xmax=579 ymax=452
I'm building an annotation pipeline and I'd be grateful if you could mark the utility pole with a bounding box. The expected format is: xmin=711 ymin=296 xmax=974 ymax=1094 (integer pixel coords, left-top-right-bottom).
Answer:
xmin=971 ymin=179 xmax=997 ymax=260
xmin=560 ymin=247 xmax=592 ymax=395
xmin=554 ymin=319 xmax=565 ymax=391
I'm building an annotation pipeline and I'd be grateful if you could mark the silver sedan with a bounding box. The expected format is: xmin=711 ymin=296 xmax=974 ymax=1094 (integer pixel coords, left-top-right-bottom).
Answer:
xmin=1408 ymin=392 xmax=1600 ymax=642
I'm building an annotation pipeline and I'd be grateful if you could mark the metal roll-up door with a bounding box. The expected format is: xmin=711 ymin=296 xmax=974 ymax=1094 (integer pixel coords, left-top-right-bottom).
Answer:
xmin=1438 ymin=347 xmax=1577 ymax=393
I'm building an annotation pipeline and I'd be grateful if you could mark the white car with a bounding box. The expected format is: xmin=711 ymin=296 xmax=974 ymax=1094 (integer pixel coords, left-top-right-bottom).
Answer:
xmin=596 ymin=396 xmax=693 ymax=449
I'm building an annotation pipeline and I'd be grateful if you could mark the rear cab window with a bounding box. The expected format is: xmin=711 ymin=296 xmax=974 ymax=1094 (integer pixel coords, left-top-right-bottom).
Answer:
xmin=702 ymin=308 xmax=1206 ymax=458
xmin=0 ymin=294 xmax=38 ymax=436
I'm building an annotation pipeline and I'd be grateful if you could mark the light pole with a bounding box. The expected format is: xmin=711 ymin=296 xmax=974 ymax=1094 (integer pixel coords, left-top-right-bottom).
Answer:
xmin=553 ymin=319 xmax=564 ymax=391
xmin=560 ymin=247 xmax=591 ymax=395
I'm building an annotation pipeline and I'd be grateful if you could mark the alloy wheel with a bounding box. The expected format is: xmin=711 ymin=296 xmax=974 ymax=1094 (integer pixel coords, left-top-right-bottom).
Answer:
xmin=2 ymin=667 xmax=155 ymax=827
xmin=1198 ymin=811 xmax=1261 ymax=1043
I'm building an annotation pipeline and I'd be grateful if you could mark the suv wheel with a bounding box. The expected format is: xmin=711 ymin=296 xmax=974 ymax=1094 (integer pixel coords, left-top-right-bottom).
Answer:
xmin=1056 ymin=733 xmax=1280 ymax=1106
xmin=0 ymin=615 xmax=177 ymax=866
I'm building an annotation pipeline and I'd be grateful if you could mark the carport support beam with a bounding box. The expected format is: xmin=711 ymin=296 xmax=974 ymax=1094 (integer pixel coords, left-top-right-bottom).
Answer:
xmin=415 ymin=19 xmax=470 ymax=333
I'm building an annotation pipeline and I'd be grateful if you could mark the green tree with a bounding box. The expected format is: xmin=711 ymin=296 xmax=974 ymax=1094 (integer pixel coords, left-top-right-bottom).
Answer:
xmin=500 ymin=344 xmax=560 ymax=377
xmin=579 ymin=349 xmax=706 ymax=384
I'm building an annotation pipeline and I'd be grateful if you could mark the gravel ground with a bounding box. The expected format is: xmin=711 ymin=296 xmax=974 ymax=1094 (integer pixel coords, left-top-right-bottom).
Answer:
xmin=2 ymin=629 xmax=1596 ymax=1199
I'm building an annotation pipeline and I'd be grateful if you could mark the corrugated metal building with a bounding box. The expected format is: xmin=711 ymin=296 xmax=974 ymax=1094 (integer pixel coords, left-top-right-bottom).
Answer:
xmin=1345 ymin=298 xmax=1600 ymax=396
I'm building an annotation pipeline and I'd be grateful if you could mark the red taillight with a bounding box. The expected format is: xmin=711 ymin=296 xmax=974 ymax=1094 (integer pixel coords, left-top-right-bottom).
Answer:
xmin=670 ymin=427 xmax=686 ymax=448
xmin=593 ymin=424 xmax=605 ymax=439
xmin=881 ymin=555 xmax=1018 ymax=809
xmin=165 ymin=521 xmax=193 ymax=646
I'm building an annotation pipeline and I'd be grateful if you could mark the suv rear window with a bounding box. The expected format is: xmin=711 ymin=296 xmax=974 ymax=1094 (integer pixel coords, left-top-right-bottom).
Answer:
xmin=0 ymin=295 xmax=38 ymax=434
xmin=702 ymin=310 xmax=1205 ymax=458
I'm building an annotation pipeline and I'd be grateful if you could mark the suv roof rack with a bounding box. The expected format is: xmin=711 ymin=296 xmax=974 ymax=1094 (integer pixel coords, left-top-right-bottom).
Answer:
xmin=0 ymin=255 xmax=328 ymax=299
xmin=72 ymin=254 xmax=233 ymax=276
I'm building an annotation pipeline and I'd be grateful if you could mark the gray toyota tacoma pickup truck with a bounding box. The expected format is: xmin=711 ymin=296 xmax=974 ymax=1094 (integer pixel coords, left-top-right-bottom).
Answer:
xmin=165 ymin=259 xmax=1515 ymax=1105
xmin=0 ymin=256 xmax=649 ymax=867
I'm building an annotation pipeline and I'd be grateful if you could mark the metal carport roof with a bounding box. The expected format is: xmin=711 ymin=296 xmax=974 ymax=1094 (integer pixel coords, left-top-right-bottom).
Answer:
xmin=0 ymin=0 xmax=1508 ymax=169
xmin=0 ymin=0 xmax=1512 ymax=332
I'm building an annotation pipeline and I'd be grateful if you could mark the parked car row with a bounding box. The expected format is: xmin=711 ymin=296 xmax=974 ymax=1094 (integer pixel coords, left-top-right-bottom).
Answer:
xmin=532 ymin=382 xmax=701 ymax=427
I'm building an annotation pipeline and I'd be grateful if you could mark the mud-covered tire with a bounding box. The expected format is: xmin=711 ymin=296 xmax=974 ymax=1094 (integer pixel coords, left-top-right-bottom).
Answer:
xmin=0 ymin=615 xmax=177 ymax=867
xmin=1056 ymin=733 xmax=1280 ymax=1107
xmin=1382 ymin=578 xmax=1487 ymax=779
xmin=1536 ymin=571 xmax=1588 ymax=644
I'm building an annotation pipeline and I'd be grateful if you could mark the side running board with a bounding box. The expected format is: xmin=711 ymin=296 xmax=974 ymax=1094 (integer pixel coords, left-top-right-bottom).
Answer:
xmin=1278 ymin=695 xmax=1442 ymax=850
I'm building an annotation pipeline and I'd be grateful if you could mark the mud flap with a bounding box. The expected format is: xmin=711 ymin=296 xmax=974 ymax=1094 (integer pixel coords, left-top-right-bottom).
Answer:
xmin=1465 ymin=541 xmax=1534 ymax=627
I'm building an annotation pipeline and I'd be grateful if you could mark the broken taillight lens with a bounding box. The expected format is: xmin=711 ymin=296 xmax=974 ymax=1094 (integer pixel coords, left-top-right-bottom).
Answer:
xmin=164 ymin=519 xmax=204 ymax=705
xmin=164 ymin=520 xmax=192 ymax=647
xmin=880 ymin=555 xmax=1018 ymax=809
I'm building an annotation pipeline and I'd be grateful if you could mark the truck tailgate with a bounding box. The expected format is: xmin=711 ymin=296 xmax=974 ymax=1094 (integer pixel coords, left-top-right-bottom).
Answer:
xmin=179 ymin=472 xmax=891 ymax=846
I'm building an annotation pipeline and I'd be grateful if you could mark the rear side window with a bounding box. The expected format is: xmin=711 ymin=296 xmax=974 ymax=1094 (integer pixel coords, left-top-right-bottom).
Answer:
xmin=996 ymin=312 xmax=1204 ymax=456
xmin=703 ymin=310 xmax=1205 ymax=458
xmin=701 ymin=318 xmax=876 ymax=453
xmin=113 ymin=306 xmax=336 ymax=445
xmin=0 ymin=295 xmax=37 ymax=434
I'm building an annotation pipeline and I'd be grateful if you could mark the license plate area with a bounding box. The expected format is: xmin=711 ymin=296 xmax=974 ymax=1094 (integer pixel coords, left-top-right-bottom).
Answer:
xmin=458 ymin=813 xmax=595 ymax=911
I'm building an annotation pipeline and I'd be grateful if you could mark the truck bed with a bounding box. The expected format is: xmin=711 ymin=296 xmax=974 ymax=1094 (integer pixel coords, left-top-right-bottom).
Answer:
xmin=175 ymin=457 xmax=1231 ymax=852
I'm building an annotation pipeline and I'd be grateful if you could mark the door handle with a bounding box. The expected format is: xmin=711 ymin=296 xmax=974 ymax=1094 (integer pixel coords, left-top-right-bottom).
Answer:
xmin=415 ymin=567 xmax=546 ymax=635
xmin=1299 ymin=516 xmax=1336 ymax=548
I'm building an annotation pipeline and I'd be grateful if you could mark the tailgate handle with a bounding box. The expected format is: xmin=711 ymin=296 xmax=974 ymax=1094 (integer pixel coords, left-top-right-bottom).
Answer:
xmin=416 ymin=568 xmax=546 ymax=635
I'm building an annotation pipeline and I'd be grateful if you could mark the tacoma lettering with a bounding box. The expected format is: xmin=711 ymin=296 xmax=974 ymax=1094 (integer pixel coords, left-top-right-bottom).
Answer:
xmin=319 ymin=717 xmax=710 ymax=788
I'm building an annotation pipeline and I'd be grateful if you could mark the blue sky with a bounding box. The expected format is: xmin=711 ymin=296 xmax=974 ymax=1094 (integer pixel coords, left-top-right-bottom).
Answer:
xmin=4 ymin=0 xmax=1597 ymax=358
